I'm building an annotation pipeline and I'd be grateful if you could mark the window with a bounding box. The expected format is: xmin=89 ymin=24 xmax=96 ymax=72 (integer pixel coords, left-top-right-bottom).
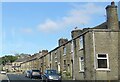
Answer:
xmin=79 ymin=57 xmax=84 ymax=72
xmin=55 ymin=51 xmax=57 ymax=59
xmin=63 ymin=47 xmax=66 ymax=55
xmin=49 ymin=53 xmax=52 ymax=61
xmin=71 ymin=41 xmax=74 ymax=53
xmin=64 ymin=60 xmax=66 ymax=69
xmin=80 ymin=36 xmax=83 ymax=49
xmin=50 ymin=64 xmax=51 ymax=69
xmin=97 ymin=54 xmax=109 ymax=69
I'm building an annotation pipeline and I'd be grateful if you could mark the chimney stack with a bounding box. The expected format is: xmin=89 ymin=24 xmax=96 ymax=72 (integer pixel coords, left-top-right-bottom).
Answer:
xmin=42 ymin=50 xmax=48 ymax=55
xmin=58 ymin=38 xmax=68 ymax=46
xmin=71 ymin=29 xmax=83 ymax=39
xmin=106 ymin=1 xmax=119 ymax=30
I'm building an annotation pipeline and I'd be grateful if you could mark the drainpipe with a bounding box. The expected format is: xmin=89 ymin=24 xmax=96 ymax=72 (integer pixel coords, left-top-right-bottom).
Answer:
xmin=72 ymin=40 xmax=75 ymax=80
xmin=92 ymin=31 xmax=96 ymax=80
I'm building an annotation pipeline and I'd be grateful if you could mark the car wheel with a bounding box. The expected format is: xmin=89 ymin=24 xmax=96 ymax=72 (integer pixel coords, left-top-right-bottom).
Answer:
xmin=42 ymin=77 xmax=47 ymax=82
xmin=30 ymin=76 xmax=32 ymax=79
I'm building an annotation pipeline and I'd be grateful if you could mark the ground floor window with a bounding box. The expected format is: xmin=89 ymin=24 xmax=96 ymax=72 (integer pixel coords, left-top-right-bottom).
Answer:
xmin=79 ymin=57 xmax=84 ymax=72
xmin=96 ymin=54 xmax=109 ymax=69
xmin=63 ymin=60 xmax=66 ymax=71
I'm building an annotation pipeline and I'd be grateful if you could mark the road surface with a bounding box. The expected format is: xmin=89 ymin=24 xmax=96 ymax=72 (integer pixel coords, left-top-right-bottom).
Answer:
xmin=7 ymin=74 xmax=42 ymax=82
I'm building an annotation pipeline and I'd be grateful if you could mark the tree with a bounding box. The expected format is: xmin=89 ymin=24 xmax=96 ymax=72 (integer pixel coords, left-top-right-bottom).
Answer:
xmin=1 ymin=55 xmax=18 ymax=65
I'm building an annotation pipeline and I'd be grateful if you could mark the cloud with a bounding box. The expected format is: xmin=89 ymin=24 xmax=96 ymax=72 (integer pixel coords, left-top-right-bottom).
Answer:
xmin=38 ymin=3 xmax=104 ymax=33
xmin=64 ymin=3 xmax=104 ymax=24
xmin=38 ymin=19 xmax=59 ymax=33
xmin=20 ymin=28 xmax=33 ymax=34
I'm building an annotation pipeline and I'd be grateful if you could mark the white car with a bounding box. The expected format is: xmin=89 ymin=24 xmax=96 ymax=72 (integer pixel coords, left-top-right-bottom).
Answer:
xmin=0 ymin=71 xmax=6 ymax=74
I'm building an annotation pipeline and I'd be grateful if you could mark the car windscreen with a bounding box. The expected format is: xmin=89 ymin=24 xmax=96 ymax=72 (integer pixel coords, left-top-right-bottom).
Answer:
xmin=32 ymin=70 xmax=40 ymax=75
xmin=32 ymin=70 xmax=40 ymax=72
xmin=47 ymin=70 xmax=57 ymax=75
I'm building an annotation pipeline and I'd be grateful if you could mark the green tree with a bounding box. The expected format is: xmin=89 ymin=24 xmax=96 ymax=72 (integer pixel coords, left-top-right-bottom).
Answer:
xmin=1 ymin=55 xmax=18 ymax=65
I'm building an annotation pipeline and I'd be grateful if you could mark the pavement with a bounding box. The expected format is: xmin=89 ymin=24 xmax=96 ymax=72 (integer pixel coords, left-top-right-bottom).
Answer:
xmin=0 ymin=74 xmax=9 ymax=82
xmin=0 ymin=74 xmax=8 ymax=80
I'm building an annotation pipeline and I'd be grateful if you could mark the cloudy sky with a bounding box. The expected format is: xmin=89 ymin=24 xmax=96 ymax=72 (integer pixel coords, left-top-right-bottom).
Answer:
xmin=1 ymin=1 xmax=119 ymax=57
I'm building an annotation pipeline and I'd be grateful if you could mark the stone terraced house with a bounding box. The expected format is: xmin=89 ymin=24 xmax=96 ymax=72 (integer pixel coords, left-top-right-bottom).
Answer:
xmin=19 ymin=2 xmax=120 ymax=80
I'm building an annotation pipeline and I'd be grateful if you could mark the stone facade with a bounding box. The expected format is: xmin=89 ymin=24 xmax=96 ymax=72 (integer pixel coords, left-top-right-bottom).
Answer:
xmin=3 ymin=63 xmax=12 ymax=72
xmin=13 ymin=2 xmax=120 ymax=80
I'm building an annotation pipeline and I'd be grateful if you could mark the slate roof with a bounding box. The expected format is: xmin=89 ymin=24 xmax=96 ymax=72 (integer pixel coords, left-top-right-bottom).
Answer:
xmin=92 ymin=21 xmax=120 ymax=29
xmin=15 ymin=56 xmax=30 ymax=62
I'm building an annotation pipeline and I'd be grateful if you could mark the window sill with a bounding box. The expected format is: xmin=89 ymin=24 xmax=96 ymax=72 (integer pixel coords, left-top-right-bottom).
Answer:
xmin=70 ymin=52 xmax=73 ymax=54
xmin=63 ymin=71 xmax=66 ymax=73
xmin=55 ymin=61 xmax=57 ymax=62
xmin=63 ymin=54 xmax=66 ymax=56
xmin=79 ymin=48 xmax=84 ymax=51
xmin=79 ymin=70 xmax=84 ymax=73
xmin=96 ymin=68 xmax=111 ymax=71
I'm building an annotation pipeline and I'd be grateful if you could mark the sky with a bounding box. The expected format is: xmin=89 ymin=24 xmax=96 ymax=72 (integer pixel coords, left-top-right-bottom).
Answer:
xmin=1 ymin=1 xmax=119 ymax=57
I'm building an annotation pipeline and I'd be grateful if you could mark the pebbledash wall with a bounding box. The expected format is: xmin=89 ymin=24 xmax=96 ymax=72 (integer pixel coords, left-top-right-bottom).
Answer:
xmin=20 ymin=2 xmax=120 ymax=80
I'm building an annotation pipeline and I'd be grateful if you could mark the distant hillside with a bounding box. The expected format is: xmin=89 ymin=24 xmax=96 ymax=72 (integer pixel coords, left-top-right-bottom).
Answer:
xmin=0 ymin=53 xmax=30 ymax=65
xmin=0 ymin=55 xmax=18 ymax=65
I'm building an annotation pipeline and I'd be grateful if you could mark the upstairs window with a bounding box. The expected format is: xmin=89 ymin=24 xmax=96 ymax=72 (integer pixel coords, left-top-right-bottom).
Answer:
xmin=63 ymin=47 xmax=66 ymax=55
xmin=71 ymin=41 xmax=74 ymax=53
xmin=80 ymin=36 xmax=83 ymax=49
xmin=49 ymin=53 xmax=52 ymax=61
xmin=55 ymin=51 xmax=57 ymax=59
xmin=97 ymin=54 xmax=109 ymax=69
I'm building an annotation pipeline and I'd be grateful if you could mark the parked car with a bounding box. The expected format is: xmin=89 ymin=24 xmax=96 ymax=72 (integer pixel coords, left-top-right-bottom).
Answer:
xmin=0 ymin=70 xmax=6 ymax=74
xmin=23 ymin=70 xmax=31 ymax=78
xmin=29 ymin=70 xmax=42 ymax=79
xmin=42 ymin=69 xmax=61 ymax=82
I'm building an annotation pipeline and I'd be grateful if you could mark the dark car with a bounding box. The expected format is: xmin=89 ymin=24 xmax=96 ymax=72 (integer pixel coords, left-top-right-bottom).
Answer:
xmin=29 ymin=70 xmax=42 ymax=79
xmin=42 ymin=69 xmax=61 ymax=82
xmin=23 ymin=70 xmax=31 ymax=78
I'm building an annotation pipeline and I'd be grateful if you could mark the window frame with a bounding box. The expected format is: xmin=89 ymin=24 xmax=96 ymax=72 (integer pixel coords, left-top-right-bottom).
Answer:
xmin=79 ymin=56 xmax=84 ymax=72
xmin=49 ymin=53 xmax=52 ymax=61
xmin=63 ymin=60 xmax=66 ymax=69
xmin=96 ymin=53 xmax=110 ymax=70
xmin=71 ymin=41 xmax=74 ymax=53
xmin=79 ymin=36 xmax=83 ymax=50
xmin=63 ymin=46 xmax=66 ymax=55
xmin=55 ymin=51 xmax=57 ymax=59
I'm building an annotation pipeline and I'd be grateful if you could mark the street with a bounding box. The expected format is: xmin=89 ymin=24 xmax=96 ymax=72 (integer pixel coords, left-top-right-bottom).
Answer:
xmin=0 ymin=73 xmax=43 ymax=82
xmin=0 ymin=73 xmax=64 ymax=82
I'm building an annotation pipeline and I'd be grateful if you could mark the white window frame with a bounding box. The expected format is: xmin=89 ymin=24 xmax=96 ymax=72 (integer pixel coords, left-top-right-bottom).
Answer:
xmin=49 ymin=53 xmax=52 ymax=62
xmin=63 ymin=60 xmax=66 ymax=70
xmin=96 ymin=53 xmax=110 ymax=70
xmin=79 ymin=36 xmax=83 ymax=50
xmin=63 ymin=47 xmax=66 ymax=55
xmin=71 ymin=41 xmax=74 ymax=53
xmin=79 ymin=56 xmax=84 ymax=72
xmin=55 ymin=51 xmax=57 ymax=59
